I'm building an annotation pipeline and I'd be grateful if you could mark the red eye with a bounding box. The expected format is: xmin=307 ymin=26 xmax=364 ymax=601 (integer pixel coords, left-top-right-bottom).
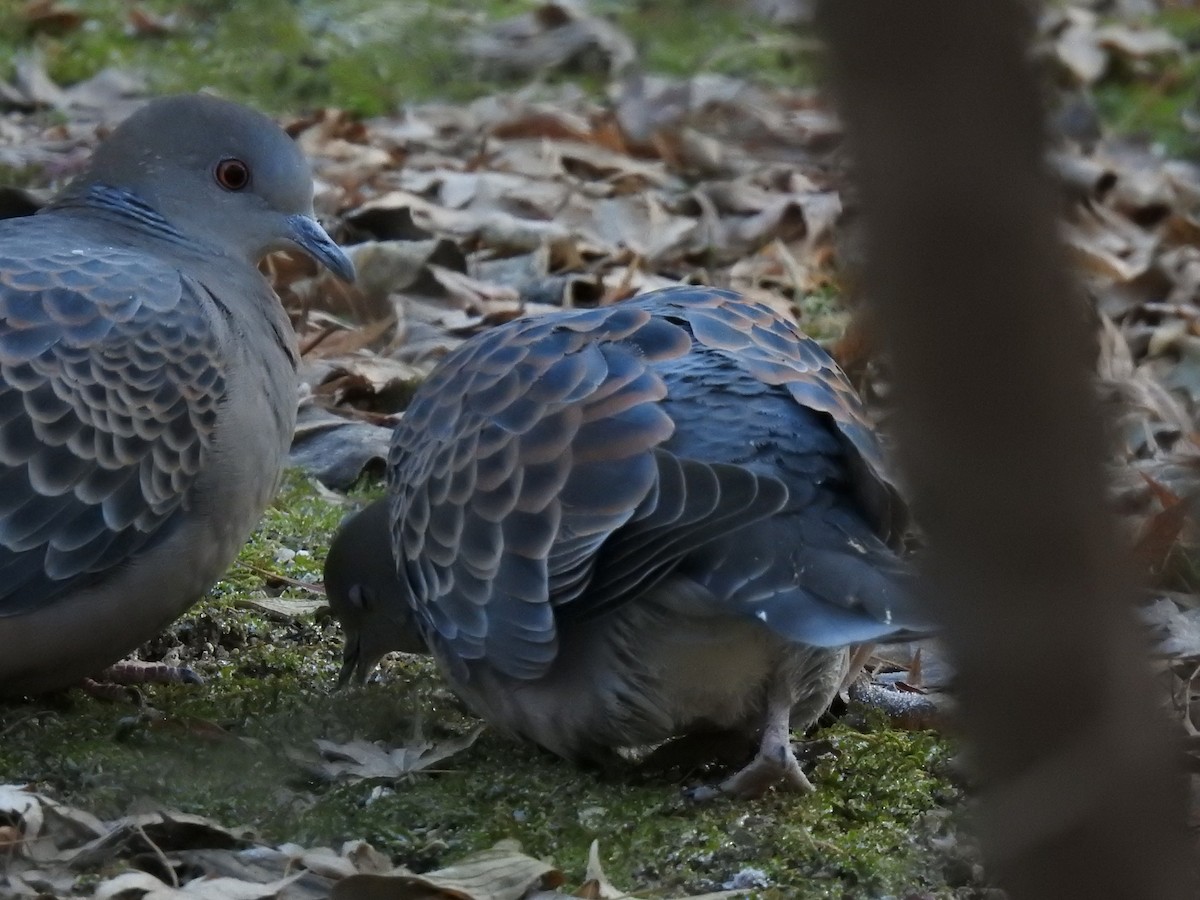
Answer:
xmin=215 ymin=158 xmax=250 ymax=191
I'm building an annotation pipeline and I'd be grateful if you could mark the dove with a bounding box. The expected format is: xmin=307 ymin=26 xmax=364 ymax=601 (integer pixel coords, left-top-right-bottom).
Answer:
xmin=0 ymin=93 xmax=354 ymax=696
xmin=329 ymin=286 xmax=925 ymax=798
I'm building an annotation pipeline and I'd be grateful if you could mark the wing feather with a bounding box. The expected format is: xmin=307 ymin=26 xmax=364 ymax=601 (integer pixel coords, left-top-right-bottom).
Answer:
xmin=0 ymin=221 xmax=224 ymax=615
xmin=389 ymin=286 xmax=910 ymax=679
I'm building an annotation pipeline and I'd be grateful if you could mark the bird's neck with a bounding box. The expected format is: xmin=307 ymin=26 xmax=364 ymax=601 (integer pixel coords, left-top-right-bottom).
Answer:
xmin=47 ymin=183 xmax=191 ymax=247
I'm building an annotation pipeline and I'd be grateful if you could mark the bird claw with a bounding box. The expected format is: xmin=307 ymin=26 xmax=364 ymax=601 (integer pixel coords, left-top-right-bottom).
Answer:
xmin=81 ymin=660 xmax=204 ymax=701
xmin=686 ymin=742 xmax=816 ymax=801
xmin=100 ymin=660 xmax=204 ymax=685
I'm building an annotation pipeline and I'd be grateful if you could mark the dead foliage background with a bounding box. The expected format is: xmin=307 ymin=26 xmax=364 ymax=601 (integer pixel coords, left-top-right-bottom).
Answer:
xmin=3 ymin=0 xmax=1200 ymax=896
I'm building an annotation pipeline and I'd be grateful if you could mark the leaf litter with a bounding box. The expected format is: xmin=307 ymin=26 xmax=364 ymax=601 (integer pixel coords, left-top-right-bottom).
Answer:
xmin=3 ymin=783 xmax=741 ymax=900
xmin=5 ymin=0 xmax=1200 ymax=894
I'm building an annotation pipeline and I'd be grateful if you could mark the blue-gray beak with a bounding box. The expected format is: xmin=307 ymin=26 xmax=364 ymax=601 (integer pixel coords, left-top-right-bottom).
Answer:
xmin=286 ymin=214 xmax=355 ymax=283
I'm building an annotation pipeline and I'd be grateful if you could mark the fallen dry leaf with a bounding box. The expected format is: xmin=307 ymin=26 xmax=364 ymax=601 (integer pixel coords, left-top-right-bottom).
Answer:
xmin=126 ymin=6 xmax=179 ymax=37
xmin=309 ymin=725 xmax=486 ymax=783
xmin=234 ymin=597 xmax=326 ymax=619
xmin=93 ymin=870 xmax=304 ymax=900
xmin=573 ymin=841 xmax=743 ymax=900
xmin=1043 ymin=7 xmax=1182 ymax=85
xmin=463 ymin=1 xmax=636 ymax=82
xmin=20 ymin=0 xmax=85 ymax=34
xmin=332 ymin=839 xmax=563 ymax=900
xmin=1143 ymin=596 xmax=1200 ymax=660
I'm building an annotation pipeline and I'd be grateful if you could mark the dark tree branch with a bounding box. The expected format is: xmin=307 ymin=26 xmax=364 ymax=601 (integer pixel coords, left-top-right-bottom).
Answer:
xmin=816 ymin=2 xmax=1194 ymax=897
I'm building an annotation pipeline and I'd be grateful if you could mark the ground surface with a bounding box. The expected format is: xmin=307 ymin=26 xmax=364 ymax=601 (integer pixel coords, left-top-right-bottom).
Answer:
xmin=4 ymin=1 xmax=1200 ymax=898
xmin=0 ymin=472 xmax=980 ymax=898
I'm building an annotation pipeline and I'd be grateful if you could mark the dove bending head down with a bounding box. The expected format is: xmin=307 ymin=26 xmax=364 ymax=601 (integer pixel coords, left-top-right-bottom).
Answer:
xmin=327 ymin=286 xmax=930 ymax=800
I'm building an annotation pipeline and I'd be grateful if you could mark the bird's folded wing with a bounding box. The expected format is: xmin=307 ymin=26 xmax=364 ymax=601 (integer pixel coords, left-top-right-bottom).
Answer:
xmin=0 ymin=238 xmax=224 ymax=614
xmin=662 ymin=288 xmax=907 ymax=541
xmin=389 ymin=304 xmax=699 ymax=679
xmin=572 ymin=452 xmax=788 ymax=622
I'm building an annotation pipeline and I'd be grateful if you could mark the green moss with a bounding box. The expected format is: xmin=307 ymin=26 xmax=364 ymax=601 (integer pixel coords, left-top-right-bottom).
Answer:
xmin=1091 ymin=9 xmax=1200 ymax=157
xmin=1 ymin=0 xmax=500 ymax=115
xmin=212 ymin=469 xmax=378 ymax=597
xmin=794 ymin=286 xmax=851 ymax=344
xmin=0 ymin=0 xmax=813 ymax=116
xmin=0 ymin=166 xmax=48 ymax=192
xmin=609 ymin=0 xmax=817 ymax=87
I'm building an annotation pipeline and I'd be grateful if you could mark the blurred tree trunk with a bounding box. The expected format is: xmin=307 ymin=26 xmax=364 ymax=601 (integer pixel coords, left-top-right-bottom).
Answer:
xmin=816 ymin=2 xmax=1195 ymax=897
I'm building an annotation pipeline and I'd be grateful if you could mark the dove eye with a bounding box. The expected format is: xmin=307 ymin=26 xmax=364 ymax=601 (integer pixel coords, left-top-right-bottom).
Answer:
xmin=214 ymin=158 xmax=250 ymax=191
xmin=349 ymin=584 xmax=371 ymax=611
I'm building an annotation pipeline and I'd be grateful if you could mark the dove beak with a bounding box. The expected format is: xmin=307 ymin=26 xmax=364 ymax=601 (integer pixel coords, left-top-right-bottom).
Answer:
xmin=338 ymin=633 xmax=366 ymax=688
xmin=286 ymin=214 xmax=355 ymax=283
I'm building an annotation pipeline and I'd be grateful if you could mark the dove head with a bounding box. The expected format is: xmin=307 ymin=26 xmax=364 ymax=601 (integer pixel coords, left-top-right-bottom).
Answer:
xmin=324 ymin=499 xmax=429 ymax=687
xmin=68 ymin=93 xmax=354 ymax=282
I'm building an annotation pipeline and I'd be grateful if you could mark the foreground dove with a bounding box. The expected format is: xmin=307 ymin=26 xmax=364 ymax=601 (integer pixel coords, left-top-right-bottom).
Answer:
xmin=0 ymin=93 xmax=354 ymax=696
xmin=328 ymin=286 xmax=926 ymax=798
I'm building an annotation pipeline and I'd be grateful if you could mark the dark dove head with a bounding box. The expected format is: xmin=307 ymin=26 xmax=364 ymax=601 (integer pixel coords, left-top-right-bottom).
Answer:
xmin=324 ymin=498 xmax=429 ymax=686
xmin=65 ymin=93 xmax=354 ymax=281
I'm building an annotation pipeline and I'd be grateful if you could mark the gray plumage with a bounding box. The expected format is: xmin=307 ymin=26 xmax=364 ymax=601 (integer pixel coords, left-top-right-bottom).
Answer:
xmin=328 ymin=286 xmax=925 ymax=797
xmin=0 ymin=93 xmax=354 ymax=695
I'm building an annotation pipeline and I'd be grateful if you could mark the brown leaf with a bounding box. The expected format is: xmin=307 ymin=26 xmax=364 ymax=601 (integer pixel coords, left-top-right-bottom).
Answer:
xmin=234 ymin=597 xmax=326 ymax=619
xmin=93 ymin=870 xmax=302 ymax=899
xmin=463 ymin=2 xmax=636 ymax=81
xmin=311 ymin=355 xmax=429 ymax=411
xmin=332 ymin=840 xmax=563 ymax=900
xmin=20 ymin=0 xmax=85 ymax=34
xmin=1133 ymin=477 xmax=1192 ymax=572
xmin=575 ymin=841 xmax=743 ymax=899
xmin=1063 ymin=202 xmax=1157 ymax=283
xmin=310 ymin=725 xmax=485 ymax=783
xmin=1096 ymin=24 xmax=1184 ymax=60
xmin=126 ymin=6 xmax=177 ymax=37
xmin=299 ymin=315 xmax=397 ymax=361
xmin=11 ymin=51 xmax=67 ymax=108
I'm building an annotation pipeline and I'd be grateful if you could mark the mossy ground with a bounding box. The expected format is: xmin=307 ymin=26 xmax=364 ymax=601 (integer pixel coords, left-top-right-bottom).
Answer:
xmin=0 ymin=0 xmax=816 ymax=116
xmin=0 ymin=471 xmax=976 ymax=897
xmin=1089 ymin=9 xmax=1200 ymax=158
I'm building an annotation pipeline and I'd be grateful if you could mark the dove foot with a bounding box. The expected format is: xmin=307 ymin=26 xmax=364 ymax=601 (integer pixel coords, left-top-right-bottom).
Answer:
xmin=99 ymin=660 xmax=204 ymax=686
xmin=688 ymin=742 xmax=815 ymax=801
xmin=686 ymin=675 xmax=815 ymax=801
xmin=80 ymin=660 xmax=204 ymax=701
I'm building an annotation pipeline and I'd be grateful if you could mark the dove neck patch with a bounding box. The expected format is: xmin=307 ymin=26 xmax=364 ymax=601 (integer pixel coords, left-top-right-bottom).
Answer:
xmin=49 ymin=185 xmax=188 ymax=246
